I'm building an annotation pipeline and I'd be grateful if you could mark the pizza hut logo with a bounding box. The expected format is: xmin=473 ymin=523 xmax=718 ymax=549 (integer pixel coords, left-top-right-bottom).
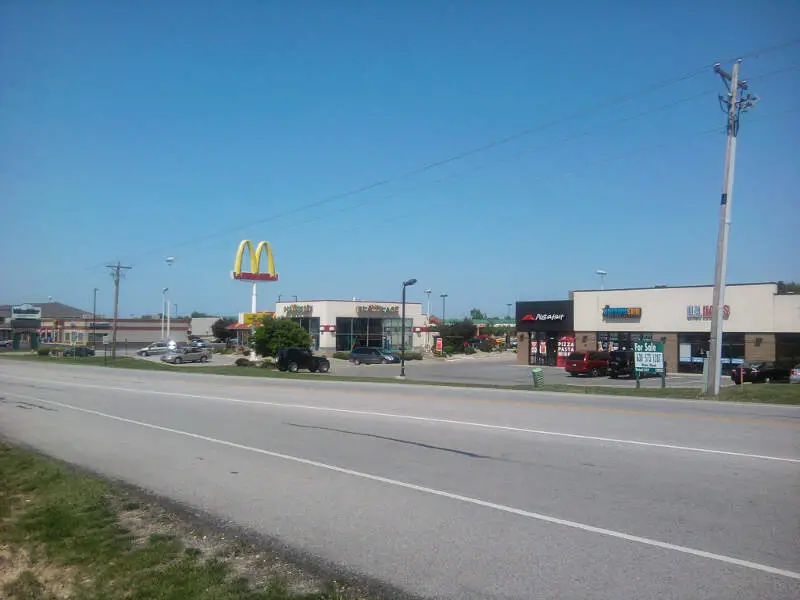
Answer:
xmin=521 ymin=313 xmax=565 ymax=321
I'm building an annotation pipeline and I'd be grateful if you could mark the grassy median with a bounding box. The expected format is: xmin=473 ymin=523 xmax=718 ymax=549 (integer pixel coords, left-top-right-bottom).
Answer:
xmin=2 ymin=353 xmax=798 ymax=404
xmin=0 ymin=443 xmax=366 ymax=600
xmin=523 ymin=382 xmax=800 ymax=404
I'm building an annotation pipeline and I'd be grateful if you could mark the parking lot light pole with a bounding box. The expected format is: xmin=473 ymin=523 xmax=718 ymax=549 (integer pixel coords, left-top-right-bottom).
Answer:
xmin=401 ymin=278 xmax=417 ymax=377
xmin=161 ymin=288 xmax=168 ymax=341
xmin=92 ymin=288 xmax=99 ymax=349
xmin=440 ymin=293 xmax=448 ymax=324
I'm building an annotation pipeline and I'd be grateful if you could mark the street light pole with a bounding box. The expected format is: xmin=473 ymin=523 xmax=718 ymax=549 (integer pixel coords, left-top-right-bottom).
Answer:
xmin=92 ymin=288 xmax=99 ymax=349
xmin=400 ymin=278 xmax=417 ymax=377
xmin=506 ymin=303 xmax=512 ymax=319
xmin=440 ymin=293 xmax=448 ymax=324
xmin=161 ymin=287 xmax=168 ymax=341
xmin=165 ymin=257 xmax=176 ymax=341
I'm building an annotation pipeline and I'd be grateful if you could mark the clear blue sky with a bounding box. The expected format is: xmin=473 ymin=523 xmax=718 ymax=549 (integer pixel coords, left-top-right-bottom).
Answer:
xmin=1 ymin=1 xmax=798 ymax=319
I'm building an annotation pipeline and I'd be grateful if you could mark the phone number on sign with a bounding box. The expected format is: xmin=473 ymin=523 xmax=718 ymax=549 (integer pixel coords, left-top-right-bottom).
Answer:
xmin=635 ymin=351 xmax=663 ymax=369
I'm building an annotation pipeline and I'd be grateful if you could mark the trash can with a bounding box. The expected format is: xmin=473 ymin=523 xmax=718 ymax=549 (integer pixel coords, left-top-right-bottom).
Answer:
xmin=531 ymin=367 xmax=544 ymax=388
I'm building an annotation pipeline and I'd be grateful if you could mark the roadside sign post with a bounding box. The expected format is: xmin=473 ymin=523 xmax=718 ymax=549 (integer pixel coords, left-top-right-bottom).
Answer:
xmin=634 ymin=340 xmax=665 ymax=389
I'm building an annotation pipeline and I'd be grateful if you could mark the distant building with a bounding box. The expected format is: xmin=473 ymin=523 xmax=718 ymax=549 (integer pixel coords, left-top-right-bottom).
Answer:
xmin=190 ymin=317 xmax=221 ymax=339
xmin=0 ymin=302 xmax=189 ymax=349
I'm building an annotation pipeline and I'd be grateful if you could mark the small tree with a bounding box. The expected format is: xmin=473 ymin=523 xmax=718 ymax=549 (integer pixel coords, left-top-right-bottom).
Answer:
xmin=251 ymin=318 xmax=312 ymax=358
xmin=439 ymin=319 xmax=476 ymax=352
xmin=211 ymin=318 xmax=236 ymax=342
xmin=470 ymin=308 xmax=487 ymax=321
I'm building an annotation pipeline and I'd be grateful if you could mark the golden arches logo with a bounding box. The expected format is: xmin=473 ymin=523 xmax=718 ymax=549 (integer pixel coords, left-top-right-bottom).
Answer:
xmin=231 ymin=240 xmax=278 ymax=281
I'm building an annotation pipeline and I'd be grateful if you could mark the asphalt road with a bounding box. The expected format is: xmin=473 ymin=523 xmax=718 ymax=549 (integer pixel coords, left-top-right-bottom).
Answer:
xmin=1 ymin=360 xmax=798 ymax=599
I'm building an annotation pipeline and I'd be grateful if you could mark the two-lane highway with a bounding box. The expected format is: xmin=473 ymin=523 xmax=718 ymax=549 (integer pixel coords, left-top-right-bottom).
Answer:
xmin=1 ymin=360 xmax=798 ymax=599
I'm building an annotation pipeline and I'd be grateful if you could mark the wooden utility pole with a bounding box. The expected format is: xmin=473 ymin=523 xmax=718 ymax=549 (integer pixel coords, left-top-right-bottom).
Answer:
xmin=106 ymin=262 xmax=132 ymax=359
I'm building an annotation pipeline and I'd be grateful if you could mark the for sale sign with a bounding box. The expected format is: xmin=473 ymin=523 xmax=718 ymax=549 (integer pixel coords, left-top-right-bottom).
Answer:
xmin=634 ymin=340 xmax=664 ymax=374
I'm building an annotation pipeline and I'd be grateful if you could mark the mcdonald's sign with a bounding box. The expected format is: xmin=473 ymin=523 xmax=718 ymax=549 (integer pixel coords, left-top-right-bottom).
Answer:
xmin=231 ymin=240 xmax=279 ymax=281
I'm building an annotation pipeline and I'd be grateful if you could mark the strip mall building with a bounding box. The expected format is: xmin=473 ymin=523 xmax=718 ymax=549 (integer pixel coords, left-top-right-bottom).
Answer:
xmin=516 ymin=282 xmax=800 ymax=373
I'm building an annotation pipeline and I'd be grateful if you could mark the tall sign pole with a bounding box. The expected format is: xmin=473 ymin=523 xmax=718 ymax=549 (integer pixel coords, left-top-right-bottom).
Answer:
xmin=705 ymin=59 xmax=758 ymax=395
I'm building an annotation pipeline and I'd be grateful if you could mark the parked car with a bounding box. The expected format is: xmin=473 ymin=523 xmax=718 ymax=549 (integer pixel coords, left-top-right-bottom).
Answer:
xmin=63 ymin=346 xmax=95 ymax=357
xmin=188 ymin=340 xmax=212 ymax=348
xmin=565 ymin=351 xmax=609 ymax=377
xmin=349 ymin=347 xmax=399 ymax=365
xmin=607 ymin=350 xmax=635 ymax=378
xmin=276 ymin=347 xmax=330 ymax=373
xmin=0 ymin=339 xmax=12 ymax=348
xmin=137 ymin=342 xmax=171 ymax=356
xmin=161 ymin=346 xmax=211 ymax=364
xmin=791 ymin=365 xmax=800 ymax=384
xmin=730 ymin=362 xmax=790 ymax=384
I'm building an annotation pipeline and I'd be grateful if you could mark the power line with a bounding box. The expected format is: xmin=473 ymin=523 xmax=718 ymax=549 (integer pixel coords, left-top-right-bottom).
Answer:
xmin=88 ymin=38 xmax=800 ymax=269
xmin=104 ymin=66 xmax=715 ymax=268
xmin=267 ymin=89 xmax=719 ymax=235
xmin=327 ymin=107 xmax=798 ymax=240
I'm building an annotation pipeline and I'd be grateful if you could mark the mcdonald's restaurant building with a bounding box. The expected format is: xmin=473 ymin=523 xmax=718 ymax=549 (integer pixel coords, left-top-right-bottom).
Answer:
xmin=274 ymin=300 xmax=430 ymax=353
xmin=517 ymin=282 xmax=800 ymax=373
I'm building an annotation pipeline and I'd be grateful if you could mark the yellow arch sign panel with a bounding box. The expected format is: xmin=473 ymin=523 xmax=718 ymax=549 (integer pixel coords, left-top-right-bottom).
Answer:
xmin=232 ymin=240 xmax=278 ymax=281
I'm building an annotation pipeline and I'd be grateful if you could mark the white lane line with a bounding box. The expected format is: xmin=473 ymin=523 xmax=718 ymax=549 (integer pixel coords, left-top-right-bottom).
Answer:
xmin=1 ymin=376 xmax=798 ymax=464
xmin=4 ymin=390 xmax=799 ymax=581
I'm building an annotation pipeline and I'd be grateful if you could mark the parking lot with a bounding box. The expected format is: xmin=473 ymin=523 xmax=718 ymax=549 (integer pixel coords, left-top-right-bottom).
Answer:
xmin=103 ymin=347 xmax=733 ymax=388
xmin=328 ymin=352 xmax=733 ymax=389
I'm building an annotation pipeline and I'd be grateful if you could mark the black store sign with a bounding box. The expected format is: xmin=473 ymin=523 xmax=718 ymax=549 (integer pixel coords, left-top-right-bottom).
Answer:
xmin=516 ymin=300 xmax=574 ymax=332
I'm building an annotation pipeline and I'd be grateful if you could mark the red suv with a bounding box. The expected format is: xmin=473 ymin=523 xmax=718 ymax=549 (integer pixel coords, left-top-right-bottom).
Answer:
xmin=565 ymin=351 xmax=609 ymax=377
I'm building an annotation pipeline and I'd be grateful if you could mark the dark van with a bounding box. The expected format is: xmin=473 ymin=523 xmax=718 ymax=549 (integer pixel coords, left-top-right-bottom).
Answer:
xmin=565 ymin=351 xmax=609 ymax=377
xmin=608 ymin=350 xmax=635 ymax=379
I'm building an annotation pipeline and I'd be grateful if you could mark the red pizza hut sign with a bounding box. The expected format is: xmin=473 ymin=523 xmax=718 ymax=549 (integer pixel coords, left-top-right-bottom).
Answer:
xmin=521 ymin=313 xmax=566 ymax=321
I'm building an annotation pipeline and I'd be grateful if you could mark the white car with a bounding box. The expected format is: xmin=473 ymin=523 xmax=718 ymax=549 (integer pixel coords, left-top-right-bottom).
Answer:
xmin=791 ymin=365 xmax=800 ymax=384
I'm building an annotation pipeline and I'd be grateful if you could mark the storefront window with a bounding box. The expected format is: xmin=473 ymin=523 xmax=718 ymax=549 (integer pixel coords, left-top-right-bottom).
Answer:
xmin=335 ymin=317 xmax=411 ymax=351
xmin=597 ymin=332 xmax=653 ymax=351
xmin=776 ymin=333 xmax=800 ymax=366
xmin=289 ymin=317 xmax=320 ymax=350
xmin=678 ymin=333 xmax=743 ymax=374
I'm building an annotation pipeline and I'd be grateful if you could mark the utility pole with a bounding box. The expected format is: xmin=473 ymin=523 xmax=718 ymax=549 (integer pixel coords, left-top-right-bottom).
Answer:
xmin=705 ymin=59 xmax=759 ymax=396
xmin=107 ymin=262 xmax=132 ymax=359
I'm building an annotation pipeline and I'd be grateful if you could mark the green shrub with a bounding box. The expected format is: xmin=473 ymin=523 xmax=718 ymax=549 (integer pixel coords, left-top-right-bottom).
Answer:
xmin=399 ymin=351 xmax=423 ymax=361
xmin=332 ymin=351 xmax=351 ymax=360
xmin=465 ymin=346 xmax=477 ymax=355
xmin=260 ymin=360 xmax=276 ymax=369
xmin=37 ymin=348 xmax=50 ymax=356
xmin=478 ymin=340 xmax=494 ymax=353
xmin=234 ymin=357 xmax=252 ymax=367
